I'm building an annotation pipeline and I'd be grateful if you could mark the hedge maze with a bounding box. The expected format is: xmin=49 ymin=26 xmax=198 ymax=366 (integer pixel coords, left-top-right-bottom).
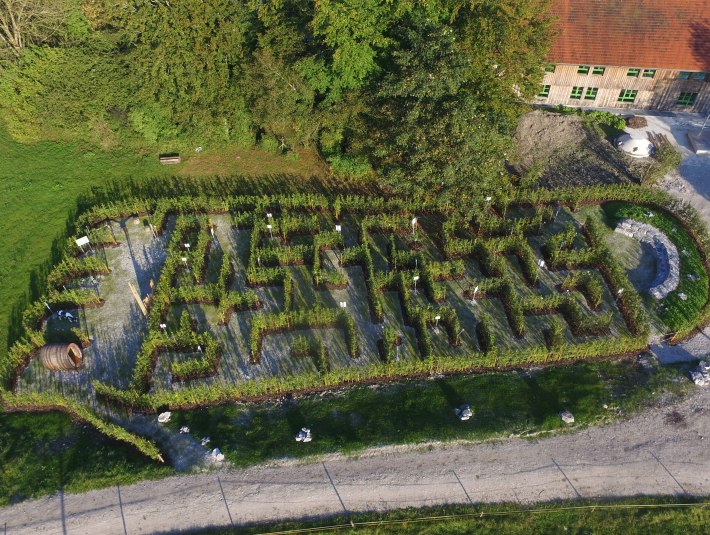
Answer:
xmin=2 ymin=187 xmax=710 ymax=458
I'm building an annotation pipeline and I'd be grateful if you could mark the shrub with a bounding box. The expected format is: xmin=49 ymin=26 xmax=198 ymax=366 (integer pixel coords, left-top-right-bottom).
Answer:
xmin=644 ymin=141 xmax=682 ymax=185
xmin=545 ymin=317 xmax=565 ymax=350
xmin=327 ymin=154 xmax=371 ymax=178
xmin=291 ymin=335 xmax=310 ymax=357
xmin=583 ymin=110 xmax=626 ymax=133
xmin=476 ymin=314 xmax=496 ymax=355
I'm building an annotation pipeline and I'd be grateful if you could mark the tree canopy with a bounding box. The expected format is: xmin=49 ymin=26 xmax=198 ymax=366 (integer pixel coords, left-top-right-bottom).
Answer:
xmin=0 ymin=0 xmax=552 ymax=201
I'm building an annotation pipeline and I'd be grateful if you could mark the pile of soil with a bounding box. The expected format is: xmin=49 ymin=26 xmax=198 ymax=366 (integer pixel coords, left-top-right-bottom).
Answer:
xmin=511 ymin=110 xmax=647 ymax=188
xmin=626 ymin=116 xmax=648 ymax=129
xmin=513 ymin=111 xmax=587 ymax=170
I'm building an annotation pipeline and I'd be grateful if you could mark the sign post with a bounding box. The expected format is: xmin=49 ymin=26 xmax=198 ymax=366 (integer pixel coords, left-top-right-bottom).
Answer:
xmin=75 ymin=236 xmax=90 ymax=254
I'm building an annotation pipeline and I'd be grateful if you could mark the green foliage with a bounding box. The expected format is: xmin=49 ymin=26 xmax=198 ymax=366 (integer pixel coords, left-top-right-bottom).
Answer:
xmin=644 ymin=141 xmax=682 ymax=185
xmin=291 ymin=335 xmax=310 ymax=357
xmin=0 ymin=0 xmax=552 ymax=204
xmin=327 ymin=153 xmax=372 ymax=178
xmin=0 ymin=409 xmax=170 ymax=506
xmin=128 ymin=104 xmax=177 ymax=143
xmin=0 ymin=39 xmax=129 ymax=142
xmin=365 ymin=2 xmax=551 ymax=206
xmin=561 ymin=271 xmax=603 ymax=309
xmin=582 ymin=110 xmax=627 ymax=133
xmin=2 ymin=391 xmax=164 ymax=463
xmin=476 ymin=314 xmax=496 ymax=355
xmin=121 ymin=0 xmax=255 ymax=142
xmin=545 ymin=317 xmax=565 ymax=351
xmin=46 ymin=254 xmax=109 ymax=288
xmin=259 ymin=134 xmax=281 ymax=154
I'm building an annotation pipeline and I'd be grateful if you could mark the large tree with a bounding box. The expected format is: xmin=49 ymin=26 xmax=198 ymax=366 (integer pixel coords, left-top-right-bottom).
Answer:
xmin=364 ymin=0 xmax=552 ymax=206
xmin=119 ymin=0 xmax=256 ymax=142
xmin=0 ymin=0 xmax=79 ymax=60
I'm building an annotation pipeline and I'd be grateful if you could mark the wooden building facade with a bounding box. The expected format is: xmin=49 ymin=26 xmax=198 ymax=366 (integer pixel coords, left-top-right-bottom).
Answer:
xmin=538 ymin=64 xmax=710 ymax=113
xmin=543 ymin=1 xmax=710 ymax=113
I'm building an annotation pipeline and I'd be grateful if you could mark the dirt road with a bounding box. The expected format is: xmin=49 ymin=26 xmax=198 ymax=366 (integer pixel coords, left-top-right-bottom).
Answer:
xmin=1 ymin=385 xmax=707 ymax=534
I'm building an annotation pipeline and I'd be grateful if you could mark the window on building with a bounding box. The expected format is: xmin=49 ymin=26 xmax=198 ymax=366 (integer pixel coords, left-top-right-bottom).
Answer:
xmin=570 ymin=86 xmax=584 ymax=99
xmin=677 ymin=92 xmax=698 ymax=106
xmin=592 ymin=66 xmax=605 ymax=76
xmin=577 ymin=65 xmax=590 ymax=74
xmin=642 ymin=69 xmax=656 ymax=78
xmin=544 ymin=64 xmax=556 ymax=73
xmin=584 ymin=87 xmax=598 ymax=100
xmin=538 ymin=85 xmax=551 ymax=98
xmin=627 ymin=68 xmax=641 ymax=77
xmin=678 ymin=71 xmax=692 ymax=80
xmin=692 ymin=72 xmax=707 ymax=81
xmin=618 ymin=89 xmax=638 ymax=103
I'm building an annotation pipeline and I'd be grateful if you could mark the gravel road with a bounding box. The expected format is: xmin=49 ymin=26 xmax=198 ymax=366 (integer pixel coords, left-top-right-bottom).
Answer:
xmin=1 ymin=384 xmax=708 ymax=534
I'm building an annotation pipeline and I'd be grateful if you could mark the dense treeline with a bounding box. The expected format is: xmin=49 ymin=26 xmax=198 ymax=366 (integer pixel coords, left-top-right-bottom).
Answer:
xmin=0 ymin=0 xmax=551 ymax=203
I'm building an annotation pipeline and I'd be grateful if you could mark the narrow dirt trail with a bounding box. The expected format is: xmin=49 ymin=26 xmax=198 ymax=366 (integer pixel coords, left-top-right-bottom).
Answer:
xmin=1 ymin=385 xmax=707 ymax=534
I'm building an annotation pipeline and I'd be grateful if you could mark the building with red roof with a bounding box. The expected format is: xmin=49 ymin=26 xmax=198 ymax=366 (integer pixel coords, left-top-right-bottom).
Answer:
xmin=538 ymin=0 xmax=710 ymax=112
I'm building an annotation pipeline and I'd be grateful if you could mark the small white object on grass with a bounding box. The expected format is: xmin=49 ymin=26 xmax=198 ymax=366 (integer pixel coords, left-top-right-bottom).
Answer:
xmin=679 ymin=292 xmax=688 ymax=301
xmin=180 ymin=426 xmax=190 ymax=434
xmin=201 ymin=437 xmax=211 ymax=446
xmin=560 ymin=410 xmax=575 ymax=424
xmin=211 ymin=448 xmax=225 ymax=461
xmin=157 ymin=412 xmax=171 ymax=423
xmin=295 ymin=427 xmax=312 ymax=442
xmin=454 ymin=404 xmax=473 ymax=421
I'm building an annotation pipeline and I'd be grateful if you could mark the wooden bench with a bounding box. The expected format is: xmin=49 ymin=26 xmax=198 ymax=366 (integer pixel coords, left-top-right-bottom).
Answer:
xmin=159 ymin=153 xmax=181 ymax=165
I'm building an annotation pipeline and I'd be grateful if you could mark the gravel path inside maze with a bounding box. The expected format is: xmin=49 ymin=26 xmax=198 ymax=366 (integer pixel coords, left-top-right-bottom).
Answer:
xmin=17 ymin=218 xmax=170 ymax=401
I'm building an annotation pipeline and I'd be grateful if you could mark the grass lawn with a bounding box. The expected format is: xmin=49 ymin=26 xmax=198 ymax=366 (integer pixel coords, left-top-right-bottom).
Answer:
xmin=0 ymin=409 xmax=172 ymax=505
xmin=204 ymin=498 xmax=710 ymax=534
xmin=166 ymin=359 xmax=690 ymax=468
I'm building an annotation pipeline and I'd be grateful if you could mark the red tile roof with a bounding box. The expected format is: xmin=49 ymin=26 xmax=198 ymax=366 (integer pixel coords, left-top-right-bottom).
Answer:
xmin=547 ymin=0 xmax=710 ymax=71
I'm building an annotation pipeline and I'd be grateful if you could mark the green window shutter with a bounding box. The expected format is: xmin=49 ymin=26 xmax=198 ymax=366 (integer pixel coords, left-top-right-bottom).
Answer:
xmin=592 ymin=66 xmax=605 ymax=75
xmin=642 ymin=69 xmax=656 ymax=78
xmin=538 ymin=85 xmax=551 ymax=97
xmin=627 ymin=68 xmax=640 ymax=77
xmin=677 ymin=92 xmax=697 ymax=106
xmin=584 ymin=87 xmax=598 ymax=100
xmin=570 ymin=86 xmax=583 ymax=99
xmin=577 ymin=65 xmax=590 ymax=74
xmin=617 ymin=89 xmax=638 ymax=103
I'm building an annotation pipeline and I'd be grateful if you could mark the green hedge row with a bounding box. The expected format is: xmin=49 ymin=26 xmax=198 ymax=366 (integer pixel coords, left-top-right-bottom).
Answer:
xmin=1 ymin=391 xmax=163 ymax=462
xmin=249 ymin=307 xmax=359 ymax=364
xmin=93 ymin=333 xmax=648 ymax=413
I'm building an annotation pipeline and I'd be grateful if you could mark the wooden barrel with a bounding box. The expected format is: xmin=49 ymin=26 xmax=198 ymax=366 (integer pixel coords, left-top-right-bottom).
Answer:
xmin=39 ymin=343 xmax=83 ymax=371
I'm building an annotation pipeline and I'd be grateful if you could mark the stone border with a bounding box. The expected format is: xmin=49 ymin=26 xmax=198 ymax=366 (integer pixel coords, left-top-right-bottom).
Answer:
xmin=614 ymin=219 xmax=679 ymax=299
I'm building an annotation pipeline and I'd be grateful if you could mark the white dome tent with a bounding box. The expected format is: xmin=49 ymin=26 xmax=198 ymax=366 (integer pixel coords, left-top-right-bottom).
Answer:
xmin=614 ymin=133 xmax=654 ymax=158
